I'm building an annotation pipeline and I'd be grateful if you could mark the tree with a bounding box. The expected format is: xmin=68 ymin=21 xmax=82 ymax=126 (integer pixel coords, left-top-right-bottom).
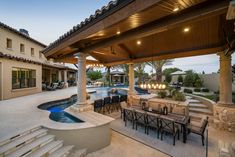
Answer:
xmin=135 ymin=63 xmax=146 ymax=84
xmin=194 ymin=73 xmax=203 ymax=87
xmin=183 ymin=70 xmax=195 ymax=87
xmin=183 ymin=70 xmax=203 ymax=87
xmin=178 ymin=75 xmax=183 ymax=83
xmin=87 ymin=70 xmax=102 ymax=81
xmin=147 ymin=60 xmax=173 ymax=82
xmin=163 ymin=67 xmax=181 ymax=83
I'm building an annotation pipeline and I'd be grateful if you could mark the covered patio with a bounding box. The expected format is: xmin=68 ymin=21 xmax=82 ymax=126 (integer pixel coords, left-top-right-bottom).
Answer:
xmin=42 ymin=0 xmax=235 ymax=156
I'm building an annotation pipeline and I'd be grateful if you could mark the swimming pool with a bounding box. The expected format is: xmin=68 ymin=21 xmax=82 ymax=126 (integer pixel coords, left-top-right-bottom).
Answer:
xmin=38 ymin=86 xmax=128 ymax=123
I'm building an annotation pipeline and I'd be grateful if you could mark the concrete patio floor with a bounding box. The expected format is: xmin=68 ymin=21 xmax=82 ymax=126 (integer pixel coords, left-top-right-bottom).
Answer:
xmin=105 ymin=111 xmax=235 ymax=157
xmin=86 ymin=131 xmax=169 ymax=157
xmin=0 ymin=87 xmax=235 ymax=157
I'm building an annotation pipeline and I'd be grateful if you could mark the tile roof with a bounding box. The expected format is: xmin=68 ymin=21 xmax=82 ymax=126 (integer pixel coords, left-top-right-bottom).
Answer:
xmin=42 ymin=0 xmax=134 ymax=53
xmin=0 ymin=22 xmax=47 ymax=48
xmin=0 ymin=51 xmax=76 ymax=70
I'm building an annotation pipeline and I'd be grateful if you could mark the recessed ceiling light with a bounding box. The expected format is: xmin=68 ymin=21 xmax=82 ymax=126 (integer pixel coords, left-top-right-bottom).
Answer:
xmin=116 ymin=31 xmax=121 ymax=35
xmin=183 ymin=27 xmax=190 ymax=32
xmin=173 ymin=7 xmax=179 ymax=12
xmin=137 ymin=40 xmax=141 ymax=45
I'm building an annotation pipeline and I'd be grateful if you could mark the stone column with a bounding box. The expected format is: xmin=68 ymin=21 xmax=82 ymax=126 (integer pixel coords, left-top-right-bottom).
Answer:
xmin=128 ymin=63 xmax=135 ymax=95
xmin=218 ymin=52 xmax=233 ymax=105
xmin=58 ymin=70 xmax=62 ymax=82
xmin=49 ymin=69 xmax=52 ymax=84
xmin=64 ymin=70 xmax=68 ymax=88
xmin=76 ymin=53 xmax=87 ymax=105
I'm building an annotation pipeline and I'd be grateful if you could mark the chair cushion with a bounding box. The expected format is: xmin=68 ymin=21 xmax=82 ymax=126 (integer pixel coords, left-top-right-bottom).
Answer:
xmin=188 ymin=124 xmax=202 ymax=134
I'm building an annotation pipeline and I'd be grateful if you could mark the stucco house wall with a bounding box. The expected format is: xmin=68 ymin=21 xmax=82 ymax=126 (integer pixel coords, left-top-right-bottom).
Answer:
xmin=199 ymin=73 xmax=235 ymax=92
xmin=0 ymin=58 xmax=42 ymax=100
xmin=0 ymin=26 xmax=46 ymax=100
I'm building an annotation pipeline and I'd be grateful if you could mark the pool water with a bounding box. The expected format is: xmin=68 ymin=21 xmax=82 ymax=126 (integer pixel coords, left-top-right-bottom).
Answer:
xmin=38 ymin=86 xmax=146 ymax=123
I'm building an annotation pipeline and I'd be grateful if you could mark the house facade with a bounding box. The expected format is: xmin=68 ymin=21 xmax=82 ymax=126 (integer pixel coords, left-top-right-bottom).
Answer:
xmin=0 ymin=22 xmax=77 ymax=100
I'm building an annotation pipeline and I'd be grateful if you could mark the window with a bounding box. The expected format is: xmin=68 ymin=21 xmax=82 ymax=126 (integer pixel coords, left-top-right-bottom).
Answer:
xmin=20 ymin=44 xmax=25 ymax=53
xmin=6 ymin=38 xmax=12 ymax=49
xmin=39 ymin=52 xmax=42 ymax=58
xmin=12 ymin=68 xmax=36 ymax=89
xmin=31 ymin=48 xmax=35 ymax=56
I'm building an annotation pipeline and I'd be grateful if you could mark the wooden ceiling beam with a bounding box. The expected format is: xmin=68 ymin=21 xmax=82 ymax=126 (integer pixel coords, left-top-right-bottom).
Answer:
xmin=80 ymin=0 xmax=228 ymax=53
xmin=104 ymin=46 xmax=224 ymax=66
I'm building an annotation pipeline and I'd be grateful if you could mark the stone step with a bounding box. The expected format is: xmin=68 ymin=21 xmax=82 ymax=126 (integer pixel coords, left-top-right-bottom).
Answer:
xmin=6 ymin=135 xmax=55 ymax=157
xmin=28 ymin=140 xmax=63 ymax=157
xmin=0 ymin=126 xmax=42 ymax=147
xmin=187 ymin=99 xmax=201 ymax=103
xmin=49 ymin=145 xmax=74 ymax=157
xmin=189 ymin=112 xmax=214 ymax=123
xmin=189 ymin=108 xmax=213 ymax=115
xmin=189 ymin=103 xmax=208 ymax=109
xmin=68 ymin=148 xmax=87 ymax=157
xmin=0 ymin=128 xmax=48 ymax=155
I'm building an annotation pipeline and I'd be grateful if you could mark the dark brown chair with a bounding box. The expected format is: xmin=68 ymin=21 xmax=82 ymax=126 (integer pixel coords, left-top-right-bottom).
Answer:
xmin=124 ymin=108 xmax=135 ymax=129
xmin=146 ymin=113 xmax=160 ymax=138
xmin=160 ymin=117 xmax=180 ymax=145
xmin=134 ymin=110 xmax=147 ymax=133
xmin=187 ymin=116 xmax=209 ymax=146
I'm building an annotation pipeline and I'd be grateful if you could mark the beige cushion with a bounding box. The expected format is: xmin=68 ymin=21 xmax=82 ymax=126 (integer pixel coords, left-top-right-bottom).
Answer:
xmin=172 ymin=106 xmax=186 ymax=115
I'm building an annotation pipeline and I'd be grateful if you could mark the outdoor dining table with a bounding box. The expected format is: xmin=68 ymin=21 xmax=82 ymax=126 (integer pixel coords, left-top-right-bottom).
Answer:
xmin=123 ymin=106 xmax=190 ymax=143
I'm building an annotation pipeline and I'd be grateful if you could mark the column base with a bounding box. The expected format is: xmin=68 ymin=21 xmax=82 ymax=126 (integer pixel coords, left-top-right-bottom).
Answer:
xmin=213 ymin=103 xmax=235 ymax=132
xmin=64 ymin=83 xmax=68 ymax=88
xmin=70 ymin=104 xmax=94 ymax=113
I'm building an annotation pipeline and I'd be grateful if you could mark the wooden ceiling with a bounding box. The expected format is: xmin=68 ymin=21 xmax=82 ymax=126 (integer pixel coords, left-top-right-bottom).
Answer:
xmin=43 ymin=0 xmax=234 ymax=66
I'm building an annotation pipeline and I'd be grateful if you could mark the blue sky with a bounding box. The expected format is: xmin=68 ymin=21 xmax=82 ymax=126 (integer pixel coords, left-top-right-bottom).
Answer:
xmin=0 ymin=0 xmax=234 ymax=73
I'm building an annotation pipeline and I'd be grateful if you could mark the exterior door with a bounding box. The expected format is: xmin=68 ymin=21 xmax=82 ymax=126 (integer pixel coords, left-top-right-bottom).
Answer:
xmin=0 ymin=62 xmax=2 ymax=100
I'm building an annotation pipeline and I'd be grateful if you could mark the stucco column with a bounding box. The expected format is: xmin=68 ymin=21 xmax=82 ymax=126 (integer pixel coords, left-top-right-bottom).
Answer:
xmin=218 ymin=52 xmax=233 ymax=105
xmin=128 ymin=63 xmax=135 ymax=95
xmin=58 ymin=70 xmax=62 ymax=82
xmin=49 ymin=69 xmax=52 ymax=84
xmin=76 ymin=53 xmax=87 ymax=105
xmin=64 ymin=70 xmax=68 ymax=88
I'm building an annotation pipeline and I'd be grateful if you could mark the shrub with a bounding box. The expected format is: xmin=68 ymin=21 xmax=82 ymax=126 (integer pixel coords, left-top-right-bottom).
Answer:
xmin=158 ymin=91 xmax=167 ymax=98
xmin=194 ymin=88 xmax=201 ymax=92
xmin=202 ymin=88 xmax=209 ymax=92
xmin=184 ymin=88 xmax=193 ymax=94
xmin=173 ymin=91 xmax=185 ymax=101
xmin=178 ymin=75 xmax=184 ymax=83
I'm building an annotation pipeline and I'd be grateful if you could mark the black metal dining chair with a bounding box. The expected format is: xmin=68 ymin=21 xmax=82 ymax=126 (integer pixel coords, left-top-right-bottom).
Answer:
xmin=111 ymin=95 xmax=120 ymax=112
xmin=134 ymin=110 xmax=147 ymax=133
xmin=103 ymin=97 xmax=111 ymax=114
xmin=146 ymin=113 xmax=160 ymax=138
xmin=160 ymin=117 xmax=180 ymax=145
xmin=124 ymin=108 xmax=135 ymax=129
xmin=120 ymin=95 xmax=128 ymax=102
xmin=94 ymin=99 xmax=103 ymax=113
xmin=187 ymin=116 xmax=209 ymax=146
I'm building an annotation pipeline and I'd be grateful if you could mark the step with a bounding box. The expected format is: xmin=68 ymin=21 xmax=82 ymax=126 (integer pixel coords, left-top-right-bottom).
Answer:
xmin=0 ymin=128 xmax=48 ymax=155
xmin=28 ymin=140 xmax=63 ymax=157
xmin=49 ymin=145 xmax=74 ymax=157
xmin=189 ymin=108 xmax=213 ymax=115
xmin=187 ymin=99 xmax=201 ymax=103
xmin=0 ymin=126 xmax=42 ymax=147
xmin=189 ymin=112 xmax=213 ymax=122
xmin=189 ymin=103 xmax=208 ymax=109
xmin=68 ymin=148 xmax=87 ymax=157
xmin=6 ymin=135 xmax=55 ymax=157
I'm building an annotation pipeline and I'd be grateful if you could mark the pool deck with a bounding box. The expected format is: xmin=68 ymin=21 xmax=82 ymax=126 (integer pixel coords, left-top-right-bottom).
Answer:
xmin=0 ymin=87 xmax=113 ymax=142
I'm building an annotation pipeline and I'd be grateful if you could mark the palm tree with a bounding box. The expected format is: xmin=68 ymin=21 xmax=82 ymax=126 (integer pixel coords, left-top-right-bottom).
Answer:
xmin=147 ymin=59 xmax=173 ymax=82
xmin=135 ymin=63 xmax=146 ymax=84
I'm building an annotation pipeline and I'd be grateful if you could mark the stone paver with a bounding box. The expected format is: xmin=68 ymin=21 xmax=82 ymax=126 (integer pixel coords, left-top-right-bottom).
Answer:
xmin=86 ymin=131 xmax=169 ymax=157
